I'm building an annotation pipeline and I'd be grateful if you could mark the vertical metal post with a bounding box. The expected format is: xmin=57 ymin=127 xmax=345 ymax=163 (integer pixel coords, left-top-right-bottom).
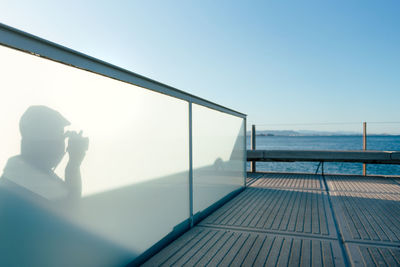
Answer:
xmin=244 ymin=118 xmax=247 ymax=186
xmin=251 ymin=124 xmax=256 ymax=173
xmin=188 ymin=102 xmax=194 ymax=227
xmin=363 ymin=122 xmax=367 ymax=176
xmin=321 ymin=162 xmax=324 ymax=176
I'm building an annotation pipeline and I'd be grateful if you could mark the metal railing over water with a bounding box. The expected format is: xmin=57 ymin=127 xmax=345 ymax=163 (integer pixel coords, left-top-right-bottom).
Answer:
xmin=248 ymin=124 xmax=400 ymax=176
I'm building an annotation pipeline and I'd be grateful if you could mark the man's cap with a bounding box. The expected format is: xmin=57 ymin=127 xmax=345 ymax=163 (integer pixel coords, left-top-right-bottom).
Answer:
xmin=19 ymin=105 xmax=70 ymax=139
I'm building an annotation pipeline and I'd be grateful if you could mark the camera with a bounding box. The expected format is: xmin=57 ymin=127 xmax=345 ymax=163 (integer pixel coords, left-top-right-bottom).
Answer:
xmin=65 ymin=131 xmax=89 ymax=152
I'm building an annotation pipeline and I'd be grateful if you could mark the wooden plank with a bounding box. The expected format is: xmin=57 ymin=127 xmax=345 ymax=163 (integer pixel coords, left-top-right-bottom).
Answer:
xmin=264 ymin=237 xmax=284 ymax=266
xmin=255 ymin=189 xmax=290 ymax=229
xmin=241 ymin=234 xmax=266 ymax=266
xmin=276 ymin=238 xmax=292 ymax=267
xmin=302 ymin=239 xmax=314 ymax=267
xmin=286 ymin=191 xmax=303 ymax=232
xmin=172 ymin=230 xmax=224 ymax=266
xmin=253 ymin=236 xmax=275 ymax=266
xmin=312 ymin=240 xmax=323 ymax=266
xmin=321 ymin=240 xmax=334 ymax=266
xmin=311 ymin=192 xmax=320 ymax=234
xmin=194 ymin=231 xmax=233 ymax=266
xmin=288 ymin=239 xmax=302 ymax=267
xmin=250 ymin=173 xmax=324 ymax=190
xmin=303 ymin=191 xmax=312 ymax=234
xmin=145 ymin=230 xmax=346 ymax=266
xmin=229 ymin=189 xmax=271 ymax=226
xmin=202 ymin=189 xmax=254 ymax=225
xmin=346 ymin=243 xmax=400 ymax=266
xmin=331 ymin=191 xmax=400 ymax=244
xmin=262 ymin=190 xmax=292 ymax=229
xmin=223 ymin=189 xmax=265 ymax=225
xmin=294 ymin=190 xmax=307 ymax=233
xmin=206 ymin=232 xmax=241 ymax=266
xmin=229 ymin=234 xmax=258 ymax=265
xmin=141 ymin=228 xmax=206 ymax=266
xmin=270 ymin=188 xmax=299 ymax=230
xmin=158 ymin=230 xmax=215 ymax=266
xmin=326 ymin=175 xmax=400 ymax=194
xmin=245 ymin=188 xmax=279 ymax=227
xmin=218 ymin=233 xmax=250 ymax=266
xmin=203 ymin=189 xmax=335 ymax=238
xmin=318 ymin=192 xmax=330 ymax=236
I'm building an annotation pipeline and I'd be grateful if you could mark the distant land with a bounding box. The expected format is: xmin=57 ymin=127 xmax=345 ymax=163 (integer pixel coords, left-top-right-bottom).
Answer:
xmin=247 ymin=130 xmax=399 ymax=136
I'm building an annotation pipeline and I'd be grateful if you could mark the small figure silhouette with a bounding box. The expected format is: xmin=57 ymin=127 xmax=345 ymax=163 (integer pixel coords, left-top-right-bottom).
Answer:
xmin=0 ymin=105 xmax=88 ymax=201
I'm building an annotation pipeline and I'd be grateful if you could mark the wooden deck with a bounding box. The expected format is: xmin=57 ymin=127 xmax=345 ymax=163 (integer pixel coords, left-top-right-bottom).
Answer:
xmin=144 ymin=173 xmax=400 ymax=266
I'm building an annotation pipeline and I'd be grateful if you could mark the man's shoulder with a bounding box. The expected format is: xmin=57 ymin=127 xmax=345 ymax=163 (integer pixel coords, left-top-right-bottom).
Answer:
xmin=1 ymin=155 xmax=69 ymax=200
xmin=3 ymin=155 xmax=21 ymax=167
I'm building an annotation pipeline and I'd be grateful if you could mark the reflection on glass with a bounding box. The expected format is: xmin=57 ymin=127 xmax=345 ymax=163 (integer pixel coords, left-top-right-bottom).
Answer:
xmin=1 ymin=105 xmax=88 ymax=201
xmin=192 ymin=104 xmax=245 ymax=214
xmin=0 ymin=44 xmax=189 ymax=266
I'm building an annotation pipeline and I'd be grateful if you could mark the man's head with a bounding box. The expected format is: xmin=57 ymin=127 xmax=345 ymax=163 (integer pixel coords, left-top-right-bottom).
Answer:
xmin=19 ymin=105 xmax=70 ymax=171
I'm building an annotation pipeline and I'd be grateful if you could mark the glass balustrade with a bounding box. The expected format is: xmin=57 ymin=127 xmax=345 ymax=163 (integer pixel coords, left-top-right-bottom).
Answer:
xmin=0 ymin=24 xmax=246 ymax=267
xmin=192 ymin=104 xmax=245 ymax=215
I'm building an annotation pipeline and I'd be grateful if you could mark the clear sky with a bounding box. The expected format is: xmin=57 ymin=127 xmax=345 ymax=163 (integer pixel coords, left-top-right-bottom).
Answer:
xmin=1 ymin=0 xmax=399 ymax=133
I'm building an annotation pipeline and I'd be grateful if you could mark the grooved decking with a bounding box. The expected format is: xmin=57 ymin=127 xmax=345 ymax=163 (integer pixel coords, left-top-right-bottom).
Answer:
xmin=326 ymin=175 xmax=400 ymax=194
xmin=143 ymin=228 xmax=344 ymax=267
xmin=331 ymin=191 xmax=400 ymax=244
xmin=199 ymin=188 xmax=336 ymax=238
xmin=249 ymin=173 xmax=324 ymax=190
xmin=346 ymin=243 xmax=400 ymax=266
xmin=144 ymin=173 xmax=400 ymax=266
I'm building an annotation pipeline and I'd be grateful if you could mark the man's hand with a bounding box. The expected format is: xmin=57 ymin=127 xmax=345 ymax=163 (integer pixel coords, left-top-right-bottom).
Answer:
xmin=66 ymin=131 xmax=89 ymax=167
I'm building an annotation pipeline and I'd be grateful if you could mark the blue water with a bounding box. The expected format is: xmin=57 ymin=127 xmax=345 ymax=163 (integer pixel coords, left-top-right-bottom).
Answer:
xmin=246 ymin=135 xmax=400 ymax=176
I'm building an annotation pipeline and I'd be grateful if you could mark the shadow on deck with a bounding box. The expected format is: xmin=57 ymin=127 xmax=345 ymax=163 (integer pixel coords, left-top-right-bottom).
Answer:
xmin=144 ymin=173 xmax=400 ymax=266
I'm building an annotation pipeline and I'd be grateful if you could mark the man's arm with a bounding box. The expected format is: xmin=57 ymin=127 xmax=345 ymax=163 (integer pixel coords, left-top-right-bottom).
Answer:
xmin=65 ymin=131 xmax=88 ymax=199
xmin=65 ymin=160 xmax=82 ymax=199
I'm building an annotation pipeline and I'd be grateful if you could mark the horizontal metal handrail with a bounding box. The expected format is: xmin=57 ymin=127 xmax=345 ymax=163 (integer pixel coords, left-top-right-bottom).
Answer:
xmin=247 ymin=150 xmax=400 ymax=164
xmin=0 ymin=22 xmax=246 ymax=119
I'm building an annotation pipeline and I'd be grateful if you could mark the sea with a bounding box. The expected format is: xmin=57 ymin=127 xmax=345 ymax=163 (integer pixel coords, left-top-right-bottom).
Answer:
xmin=246 ymin=135 xmax=400 ymax=176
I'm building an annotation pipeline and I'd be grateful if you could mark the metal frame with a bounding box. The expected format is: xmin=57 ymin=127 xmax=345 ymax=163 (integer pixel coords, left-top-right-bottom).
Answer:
xmin=188 ymin=102 xmax=194 ymax=227
xmin=0 ymin=23 xmax=246 ymax=119
xmin=244 ymin=118 xmax=247 ymax=187
xmin=250 ymin=124 xmax=256 ymax=172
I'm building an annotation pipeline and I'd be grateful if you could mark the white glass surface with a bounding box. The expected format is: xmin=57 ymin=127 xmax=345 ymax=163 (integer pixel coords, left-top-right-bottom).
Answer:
xmin=0 ymin=45 xmax=189 ymax=266
xmin=192 ymin=104 xmax=245 ymax=214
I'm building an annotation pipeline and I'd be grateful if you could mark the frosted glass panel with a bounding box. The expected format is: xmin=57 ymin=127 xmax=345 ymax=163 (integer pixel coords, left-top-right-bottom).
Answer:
xmin=0 ymin=45 xmax=189 ymax=267
xmin=192 ymin=104 xmax=245 ymax=214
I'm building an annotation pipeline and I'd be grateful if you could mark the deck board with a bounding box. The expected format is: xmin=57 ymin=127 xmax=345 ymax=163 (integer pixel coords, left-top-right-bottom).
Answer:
xmin=200 ymin=188 xmax=336 ymax=238
xmin=326 ymin=174 xmax=400 ymax=193
xmin=249 ymin=173 xmax=324 ymax=190
xmin=331 ymin=191 xmax=400 ymax=245
xmin=346 ymin=243 xmax=400 ymax=266
xmin=144 ymin=229 xmax=345 ymax=267
xmin=144 ymin=172 xmax=400 ymax=266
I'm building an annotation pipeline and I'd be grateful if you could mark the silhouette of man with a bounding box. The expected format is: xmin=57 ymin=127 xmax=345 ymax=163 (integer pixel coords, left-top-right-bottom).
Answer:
xmin=0 ymin=105 xmax=88 ymax=201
